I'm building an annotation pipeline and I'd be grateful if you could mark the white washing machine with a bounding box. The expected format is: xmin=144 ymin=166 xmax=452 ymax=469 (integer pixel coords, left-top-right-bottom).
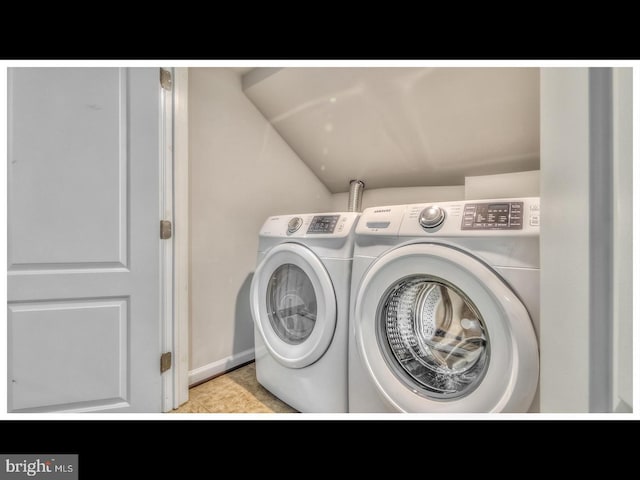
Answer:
xmin=349 ymin=197 xmax=540 ymax=413
xmin=250 ymin=211 xmax=360 ymax=413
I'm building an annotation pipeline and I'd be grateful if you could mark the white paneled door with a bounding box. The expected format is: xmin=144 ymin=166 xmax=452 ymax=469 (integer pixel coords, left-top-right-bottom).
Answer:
xmin=7 ymin=68 xmax=164 ymax=412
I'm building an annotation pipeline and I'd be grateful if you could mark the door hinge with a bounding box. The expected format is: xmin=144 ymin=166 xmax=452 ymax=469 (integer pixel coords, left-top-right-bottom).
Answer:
xmin=160 ymin=352 xmax=172 ymax=373
xmin=160 ymin=68 xmax=173 ymax=91
xmin=160 ymin=220 xmax=172 ymax=239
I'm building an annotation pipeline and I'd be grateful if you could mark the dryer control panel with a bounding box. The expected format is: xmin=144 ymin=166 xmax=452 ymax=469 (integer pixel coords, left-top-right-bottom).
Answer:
xmin=260 ymin=212 xmax=360 ymax=239
xmin=307 ymin=214 xmax=340 ymax=234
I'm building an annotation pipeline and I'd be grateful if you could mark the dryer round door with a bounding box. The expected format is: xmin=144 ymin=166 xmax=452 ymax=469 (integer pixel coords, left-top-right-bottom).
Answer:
xmin=251 ymin=243 xmax=337 ymax=369
xmin=354 ymin=243 xmax=539 ymax=413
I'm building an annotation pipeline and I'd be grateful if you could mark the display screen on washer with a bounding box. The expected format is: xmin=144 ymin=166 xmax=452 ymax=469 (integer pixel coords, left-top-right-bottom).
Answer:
xmin=307 ymin=215 xmax=339 ymax=234
xmin=461 ymin=201 xmax=523 ymax=230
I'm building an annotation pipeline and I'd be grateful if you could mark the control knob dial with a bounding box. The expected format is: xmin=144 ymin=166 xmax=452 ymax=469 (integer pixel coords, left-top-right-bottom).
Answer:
xmin=287 ymin=217 xmax=303 ymax=233
xmin=419 ymin=206 xmax=445 ymax=229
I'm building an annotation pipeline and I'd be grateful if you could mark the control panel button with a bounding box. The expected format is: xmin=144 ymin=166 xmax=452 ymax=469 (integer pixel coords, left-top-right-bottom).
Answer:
xmin=528 ymin=203 xmax=540 ymax=226
xmin=419 ymin=206 xmax=446 ymax=229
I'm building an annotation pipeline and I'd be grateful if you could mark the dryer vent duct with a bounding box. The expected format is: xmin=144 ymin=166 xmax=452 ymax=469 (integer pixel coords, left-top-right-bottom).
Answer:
xmin=348 ymin=180 xmax=365 ymax=212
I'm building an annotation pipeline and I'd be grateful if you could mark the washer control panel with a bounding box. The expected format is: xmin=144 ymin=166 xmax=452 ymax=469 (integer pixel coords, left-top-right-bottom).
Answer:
xmin=461 ymin=201 xmax=524 ymax=230
xmin=357 ymin=197 xmax=539 ymax=237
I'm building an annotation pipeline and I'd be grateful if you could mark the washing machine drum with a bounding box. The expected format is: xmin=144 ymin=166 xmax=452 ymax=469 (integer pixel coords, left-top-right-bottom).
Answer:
xmin=251 ymin=243 xmax=337 ymax=369
xmin=354 ymin=243 xmax=539 ymax=413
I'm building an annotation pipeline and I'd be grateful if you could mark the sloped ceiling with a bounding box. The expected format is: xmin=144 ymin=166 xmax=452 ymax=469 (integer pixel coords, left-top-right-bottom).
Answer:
xmin=242 ymin=67 xmax=540 ymax=193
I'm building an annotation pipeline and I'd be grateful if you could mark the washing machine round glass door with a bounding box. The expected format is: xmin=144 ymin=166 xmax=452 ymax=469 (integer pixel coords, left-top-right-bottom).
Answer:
xmin=354 ymin=243 xmax=539 ymax=413
xmin=251 ymin=243 xmax=337 ymax=369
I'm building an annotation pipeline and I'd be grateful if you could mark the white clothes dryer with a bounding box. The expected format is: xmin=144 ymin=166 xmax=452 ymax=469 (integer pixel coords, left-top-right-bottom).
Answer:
xmin=349 ymin=198 xmax=540 ymax=413
xmin=250 ymin=212 xmax=360 ymax=413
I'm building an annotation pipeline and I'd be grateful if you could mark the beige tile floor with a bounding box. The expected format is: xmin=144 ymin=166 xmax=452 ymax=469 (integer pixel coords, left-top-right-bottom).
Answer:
xmin=170 ymin=361 xmax=299 ymax=414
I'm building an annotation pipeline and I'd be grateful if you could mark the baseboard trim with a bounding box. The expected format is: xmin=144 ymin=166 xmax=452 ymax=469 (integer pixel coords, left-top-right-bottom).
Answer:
xmin=188 ymin=348 xmax=255 ymax=387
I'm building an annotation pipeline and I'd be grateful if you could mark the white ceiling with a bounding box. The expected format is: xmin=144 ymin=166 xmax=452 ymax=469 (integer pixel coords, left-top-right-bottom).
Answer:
xmin=229 ymin=67 xmax=254 ymax=76
xmin=242 ymin=67 xmax=540 ymax=193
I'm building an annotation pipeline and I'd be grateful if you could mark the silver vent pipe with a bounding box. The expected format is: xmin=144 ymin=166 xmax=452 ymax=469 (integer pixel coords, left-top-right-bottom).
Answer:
xmin=348 ymin=180 xmax=365 ymax=212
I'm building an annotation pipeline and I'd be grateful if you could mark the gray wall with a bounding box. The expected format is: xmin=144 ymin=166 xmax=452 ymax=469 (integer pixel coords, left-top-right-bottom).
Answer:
xmin=188 ymin=68 xmax=333 ymax=384
xmin=612 ymin=68 xmax=632 ymax=412
xmin=331 ymin=185 xmax=465 ymax=211
xmin=539 ymin=68 xmax=592 ymax=412
xmin=539 ymin=67 xmax=632 ymax=412
xmin=329 ymin=170 xmax=540 ymax=212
